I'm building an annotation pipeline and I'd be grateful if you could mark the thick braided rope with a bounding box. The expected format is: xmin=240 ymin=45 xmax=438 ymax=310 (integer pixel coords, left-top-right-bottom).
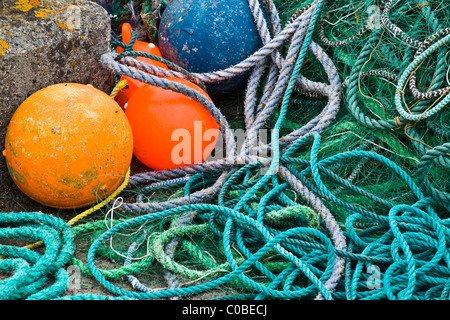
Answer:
xmin=416 ymin=142 xmax=450 ymax=205
xmin=239 ymin=12 xmax=317 ymax=155
xmin=345 ymin=30 xmax=401 ymax=130
xmin=395 ymin=33 xmax=450 ymax=121
xmin=105 ymin=5 xmax=315 ymax=87
xmin=317 ymin=10 xmax=371 ymax=48
xmin=408 ymin=28 xmax=450 ymax=100
xmin=381 ymin=0 xmax=422 ymax=47
xmin=405 ymin=125 xmax=450 ymax=169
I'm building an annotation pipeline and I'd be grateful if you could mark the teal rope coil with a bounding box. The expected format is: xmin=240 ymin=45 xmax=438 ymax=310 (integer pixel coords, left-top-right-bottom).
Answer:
xmin=416 ymin=142 xmax=450 ymax=206
xmin=0 ymin=212 xmax=74 ymax=300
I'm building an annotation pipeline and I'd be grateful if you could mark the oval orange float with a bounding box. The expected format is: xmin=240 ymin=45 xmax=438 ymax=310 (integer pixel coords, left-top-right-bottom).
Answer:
xmin=125 ymin=76 xmax=219 ymax=171
xmin=3 ymin=83 xmax=133 ymax=209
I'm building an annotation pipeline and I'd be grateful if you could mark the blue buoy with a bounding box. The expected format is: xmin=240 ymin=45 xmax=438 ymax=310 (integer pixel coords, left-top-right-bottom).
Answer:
xmin=158 ymin=0 xmax=265 ymax=94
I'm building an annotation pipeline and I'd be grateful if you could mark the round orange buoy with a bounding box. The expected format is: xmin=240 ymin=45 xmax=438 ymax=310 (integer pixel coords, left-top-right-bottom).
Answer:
xmin=125 ymin=77 xmax=219 ymax=171
xmin=114 ymin=23 xmax=168 ymax=109
xmin=3 ymin=83 xmax=133 ymax=209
